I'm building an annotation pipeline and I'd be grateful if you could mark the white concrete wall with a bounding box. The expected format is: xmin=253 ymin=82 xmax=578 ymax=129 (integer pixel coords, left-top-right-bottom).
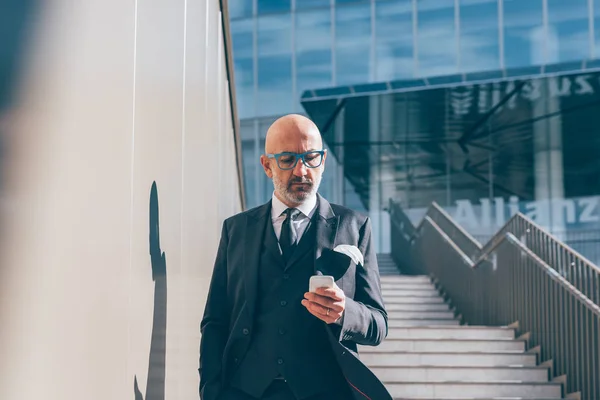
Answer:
xmin=0 ymin=1 xmax=242 ymax=399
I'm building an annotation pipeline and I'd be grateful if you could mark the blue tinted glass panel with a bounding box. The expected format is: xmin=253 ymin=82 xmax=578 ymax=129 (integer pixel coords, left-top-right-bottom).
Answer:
xmin=296 ymin=50 xmax=332 ymax=110
xmin=257 ymin=55 xmax=293 ymax=116
xmin=242 ymin=139 xmax=258 ymax=208
xmin=545 ymin=61 xmax=583 ymax=73
xmin=231 ymin=20 xmax=255 ymax=119
xmin=336 ymin=45 xmax=371 ymax=85
xmin=231 ymin=19 xmax=253 ymax=59
xmin=314 ymin=86 xmax=352 ymax=97
xmin=257 ymin=0 xmax=290 ymax=14
xmin=353 ymin=82 xmax=387 ymax=93
xmin=258 ymin=14 xmax=292 ymax=56
xmin=595 ymin=2 xmax=600 ymax=58
xmin=503 ymin=0 xmax=544 ymax=67
xmin=229 ymin=0 xmax=253 ymax=19
xmin=459 ymin=0 xmax=500 ymax=73
xmin=257 ymin=14 xmax=292 ymax=116
xmin=295 ymin=9 xmax=332 ymax=111
xmin=375 ymin=0 xmax=414 ymax=80
xmin=234 ymin=58 xmax=255 ymax=119
xmin=335 ymin=3 xmax=372 ymax=84
xmin=240 ymin=121 xmax=255 ymax=141
xmin=547 ymin=0 xmax=589 ymax=63
xmin=296 ymin=9 xmax=331 ymax=52
xmin=297 ymin=0 xmax=330 ymax=9
xmin=417 ymin=1 xmax=457 ymax=77
xmin=336 ymin=0 xmax=369 ymax=3
xmin=335 ymin=3 xmax=371 ymax=47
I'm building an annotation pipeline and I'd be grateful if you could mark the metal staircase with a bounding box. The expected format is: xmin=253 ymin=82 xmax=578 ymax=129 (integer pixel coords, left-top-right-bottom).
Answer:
xmin=363 ymin=254 xmax=564 ymax=400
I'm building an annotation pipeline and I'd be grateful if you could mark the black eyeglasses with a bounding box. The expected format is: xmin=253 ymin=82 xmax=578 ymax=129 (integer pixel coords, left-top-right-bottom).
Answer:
xmin=266 ymin=150 xmax=326 ymax=170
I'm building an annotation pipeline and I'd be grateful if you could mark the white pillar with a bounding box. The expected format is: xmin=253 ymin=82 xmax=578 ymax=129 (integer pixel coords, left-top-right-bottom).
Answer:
xmin=0 ymin=1 xmax=242 ymax=399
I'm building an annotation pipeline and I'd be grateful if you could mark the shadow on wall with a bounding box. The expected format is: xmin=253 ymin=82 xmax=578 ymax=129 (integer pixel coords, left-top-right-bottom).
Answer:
xmin=0 ymin=0 xmax=38 ymax=224
xmin=134 ymin=181 xmax=167 ymax=400
xmin=0 ymin=0 xmax=37 ymax=111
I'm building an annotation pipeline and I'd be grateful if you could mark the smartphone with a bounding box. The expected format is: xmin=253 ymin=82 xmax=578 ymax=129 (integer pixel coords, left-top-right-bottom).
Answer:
xmin=309 ymin=275 xmax=334 ymax=293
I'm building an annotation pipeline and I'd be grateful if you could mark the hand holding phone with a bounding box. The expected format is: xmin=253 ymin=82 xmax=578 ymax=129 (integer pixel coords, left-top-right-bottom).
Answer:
xmin=309 ymin=275 xmax=334 ymax=293
xmin=304 ymin=275 xmax=344 ymax=324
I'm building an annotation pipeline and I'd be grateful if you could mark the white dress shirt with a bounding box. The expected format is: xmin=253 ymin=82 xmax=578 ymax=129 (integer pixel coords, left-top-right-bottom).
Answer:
xmin=271 ymin=192 xmax=317 ymax=243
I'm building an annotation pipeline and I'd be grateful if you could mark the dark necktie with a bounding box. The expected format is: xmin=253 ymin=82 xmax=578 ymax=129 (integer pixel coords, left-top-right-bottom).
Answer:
xmin=279 ymin=208 xmax=300 ymax=260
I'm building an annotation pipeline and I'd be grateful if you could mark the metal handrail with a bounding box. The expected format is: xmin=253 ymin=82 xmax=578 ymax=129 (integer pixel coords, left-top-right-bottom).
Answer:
xmin=394 ymin=199 xmax=600 ymax=307
xmin=390 ymin=199 xmax=600 ymax=399
xmin=424 ymin=215 xmax=600 ymax=317
xmin=490 ymin=210 xmax=600 ymax=305
xmin=420 ymin=202 xmax=482 ymax=259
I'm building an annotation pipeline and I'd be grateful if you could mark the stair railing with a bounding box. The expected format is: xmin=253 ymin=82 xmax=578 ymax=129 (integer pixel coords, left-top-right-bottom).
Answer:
xmin=389 ymin=199 xmax=600 ymax=399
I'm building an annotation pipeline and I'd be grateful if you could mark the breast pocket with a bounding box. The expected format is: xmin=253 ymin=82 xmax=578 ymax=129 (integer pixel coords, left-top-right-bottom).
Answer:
xmin=316 ymin=248 xmax=355 ymax=280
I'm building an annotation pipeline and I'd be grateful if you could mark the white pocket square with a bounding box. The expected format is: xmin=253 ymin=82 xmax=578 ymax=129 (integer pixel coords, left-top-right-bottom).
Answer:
xmin=333 ymin=244 xmax=364 ymax=266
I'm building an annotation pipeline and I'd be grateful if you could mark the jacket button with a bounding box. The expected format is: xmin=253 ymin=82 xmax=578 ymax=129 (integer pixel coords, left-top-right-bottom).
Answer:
xmin=234 ymin=357 xmax=239 ymax=364
xmin=242 ymin=328 xmax=249 ymax=335
xmin=280 ymin=300 xmax=287 ymax=307
xmin=277 ymin=358 xmax=284 ymax=365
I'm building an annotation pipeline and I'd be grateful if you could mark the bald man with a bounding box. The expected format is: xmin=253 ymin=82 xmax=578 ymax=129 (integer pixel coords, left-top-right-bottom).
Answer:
xmin=199 ymin=114 xmax=390 ymax=400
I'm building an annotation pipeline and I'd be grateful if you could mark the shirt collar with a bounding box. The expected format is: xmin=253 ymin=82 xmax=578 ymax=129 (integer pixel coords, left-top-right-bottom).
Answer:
xmin=271 ymin=192 xmax=317 ymax=219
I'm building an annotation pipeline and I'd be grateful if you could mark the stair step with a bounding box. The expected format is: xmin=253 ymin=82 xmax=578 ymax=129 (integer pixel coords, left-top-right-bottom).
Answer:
xmin=381 ymin=283 xmax=437 ymax=290
xmin=388 ymin=311 xmax=455 ymax=319
xmin=360 ymin=351 xmax=537 ymax=367
xmin=383 ymin=289 xmax=441 ymax=297
xmin=386 ymin=327 xmax=515 ymax=340
xmin=387 ymin=303 xmax=451 ymax=312
xmin=380 ymin=275 xmax=431 ymax=283
xmin=370 ymin=365 xmax=549 ymax=382
xmin=389 ymin=319 xmax=460 ymax=327
xmin=385 ymin=296 xmax=445 ymax=304
xmin=385 ymin=382 xmax=562 ymax=399
xmin=363 ymin=339 xmax=526 ymax=352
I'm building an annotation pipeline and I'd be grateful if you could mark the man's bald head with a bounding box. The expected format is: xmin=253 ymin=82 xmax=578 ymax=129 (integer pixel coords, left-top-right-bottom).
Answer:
xmin=260 ymin=114 xmax=326 ymax=208
xmin=264 ymin=114 xmax=322 ymax=154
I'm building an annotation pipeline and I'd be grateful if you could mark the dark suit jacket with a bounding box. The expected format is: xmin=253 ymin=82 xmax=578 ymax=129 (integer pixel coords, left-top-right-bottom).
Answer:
xmin=199 ymin=194 xmax=391 ymax=400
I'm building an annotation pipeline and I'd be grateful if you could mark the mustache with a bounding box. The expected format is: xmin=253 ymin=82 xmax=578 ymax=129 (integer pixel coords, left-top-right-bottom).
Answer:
xmin=288 ymin=177 xmax=313 ymax=185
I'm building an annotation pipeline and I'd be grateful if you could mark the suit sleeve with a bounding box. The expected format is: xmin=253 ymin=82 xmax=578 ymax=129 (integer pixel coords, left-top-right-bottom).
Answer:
xmin=199 ymin=221 xmax=230 ymax=400
xmin=339 ymin=217 xmax=388 ymax=346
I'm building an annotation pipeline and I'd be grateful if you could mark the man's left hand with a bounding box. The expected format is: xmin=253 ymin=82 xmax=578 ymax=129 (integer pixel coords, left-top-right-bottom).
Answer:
xmin=301 ymin=284 xmax=345 ymax=324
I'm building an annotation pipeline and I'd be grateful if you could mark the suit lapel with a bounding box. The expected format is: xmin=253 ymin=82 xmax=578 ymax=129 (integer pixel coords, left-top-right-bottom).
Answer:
xmin=265 ymin=222 xmax=285 ymax=263
xmin=243 ymin=201 xmax=271 ymax=321
xmin=314 ymin=194 xmax=339 ymax=273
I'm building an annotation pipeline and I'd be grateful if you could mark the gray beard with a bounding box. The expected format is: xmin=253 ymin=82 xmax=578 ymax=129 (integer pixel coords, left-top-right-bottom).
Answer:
xmin=273 ymin=173 xmax=321 ymax=205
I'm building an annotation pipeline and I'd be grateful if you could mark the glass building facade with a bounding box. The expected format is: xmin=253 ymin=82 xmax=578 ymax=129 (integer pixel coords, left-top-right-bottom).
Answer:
xmin=229 ymin=0 xmax=600 ymax=259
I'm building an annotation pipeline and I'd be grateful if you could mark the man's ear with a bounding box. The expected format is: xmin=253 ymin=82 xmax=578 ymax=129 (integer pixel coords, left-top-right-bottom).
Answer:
xmin=260 ymin=155 xmax=273 ymax=179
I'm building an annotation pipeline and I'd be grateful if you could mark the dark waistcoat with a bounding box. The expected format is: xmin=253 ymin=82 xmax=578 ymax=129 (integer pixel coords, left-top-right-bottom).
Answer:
xmin=230 ymin=214 xmax=345 ymax=399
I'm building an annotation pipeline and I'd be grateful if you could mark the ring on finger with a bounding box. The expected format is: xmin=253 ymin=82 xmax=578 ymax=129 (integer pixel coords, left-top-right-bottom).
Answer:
xmin=326 ymin=308 xmax=330 ymax=316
